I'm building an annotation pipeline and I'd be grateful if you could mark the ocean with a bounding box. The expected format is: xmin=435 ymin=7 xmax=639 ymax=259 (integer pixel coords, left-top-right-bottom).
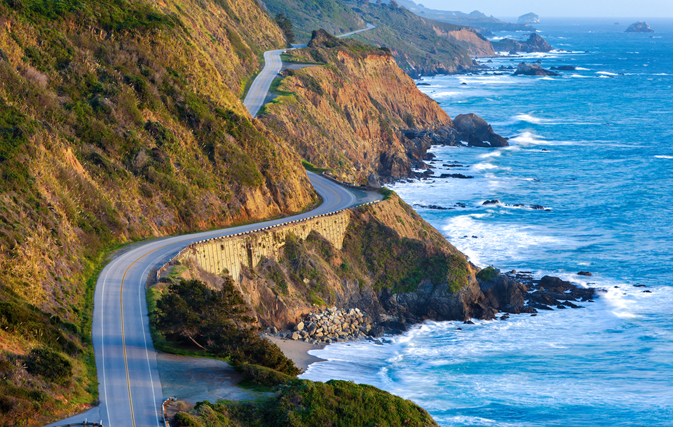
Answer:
xmin=300 ymin=18 xmax=673 ymax=426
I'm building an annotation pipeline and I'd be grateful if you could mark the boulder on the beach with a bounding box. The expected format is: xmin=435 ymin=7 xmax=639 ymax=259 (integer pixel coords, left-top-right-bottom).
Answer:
xmin=453 ymin=113 xmax=509 ymax=147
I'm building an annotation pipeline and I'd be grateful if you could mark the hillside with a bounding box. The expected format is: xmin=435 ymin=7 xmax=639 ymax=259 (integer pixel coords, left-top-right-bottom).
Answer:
xmin=262 ymin=0 xmax=365 ymax=43
xmin=261 ymin=30 xmax=457 ymax=184
xmin=263 ymin=0 xmax=494 ymax=77
xmin=0 ymin=0 xmax=316 ymax=424
xmin=390 ymin=0 xmax=535 ymax=33
xmin=346 ymin=1 xmax=493 ymax=76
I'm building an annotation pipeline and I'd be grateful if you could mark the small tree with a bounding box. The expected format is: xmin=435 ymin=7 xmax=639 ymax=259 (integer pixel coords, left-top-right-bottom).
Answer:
xmin=389 ymin=0 xmax=399 ymax=8
xmin=275 ymin=13 xmax=295 ymax=45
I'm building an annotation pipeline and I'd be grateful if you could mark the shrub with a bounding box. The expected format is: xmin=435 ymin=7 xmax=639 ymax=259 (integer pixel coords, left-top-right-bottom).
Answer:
xmin=239 ymin=363 xmax=293 ymax=387
xmin=476 ymin=266 xmax=499 ymax=283
xmin=25 ymin=349 xmax=72 ymax=383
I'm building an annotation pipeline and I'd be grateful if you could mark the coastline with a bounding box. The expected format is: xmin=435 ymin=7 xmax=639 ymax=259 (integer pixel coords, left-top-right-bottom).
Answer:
xmin=266 ymin=335 xmax=327 ymax=371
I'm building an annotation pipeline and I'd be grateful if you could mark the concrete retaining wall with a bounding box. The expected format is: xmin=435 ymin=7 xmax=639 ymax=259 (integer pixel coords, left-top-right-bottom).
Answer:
xmin=174 ymin=207 xmax=362 ymax=282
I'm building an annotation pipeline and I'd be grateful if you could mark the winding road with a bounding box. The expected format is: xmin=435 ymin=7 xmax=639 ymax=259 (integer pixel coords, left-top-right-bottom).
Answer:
xmin=243 ymin=22 xmax=376 ymax=117
xmin=50 ymin=22 xmax=378 ymax=427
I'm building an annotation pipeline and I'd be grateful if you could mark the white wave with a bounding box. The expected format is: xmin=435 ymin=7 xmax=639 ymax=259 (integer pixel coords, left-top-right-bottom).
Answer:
xmin=576 ymin=67 xmax=590 ymax=71
xmin=569 ymin=74 xmax=591 ymax=78
xmin=655 ymin=155 xmax=673 ymax=159
xmin=597 ymin=71 xmax=618 ymax=76
xmin=654 ymin=73 xmax=671 ymax=76
xmin=433 ymin=91 xmax=461 ymax=98
xmin=474 ymin=163 xmax=498 ymax=171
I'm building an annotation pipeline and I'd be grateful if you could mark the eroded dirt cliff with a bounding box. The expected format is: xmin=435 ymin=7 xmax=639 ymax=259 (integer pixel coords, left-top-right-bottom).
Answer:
xmin=261 ymin=31 xmax=455 ymax=184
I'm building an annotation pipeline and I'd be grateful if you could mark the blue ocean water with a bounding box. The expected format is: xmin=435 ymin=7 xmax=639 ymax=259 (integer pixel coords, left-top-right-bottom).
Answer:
xmin=301 ymin=19 xmax=673 ymax=426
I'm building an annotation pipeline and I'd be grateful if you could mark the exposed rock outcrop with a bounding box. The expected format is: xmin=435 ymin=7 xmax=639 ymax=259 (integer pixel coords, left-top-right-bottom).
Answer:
xmin=518 ymin=13 xmax=540 ymax=25
xmin=454 ymin=114 xmax=509 ymax=147
xmin=176 ymin=195 xmax=597 ymax=340
xmin=513 ymin=62 xmax=560 ymax=77
xmin=626 ymin=22 xmax=654 ymax=33
xmin=262 ymin=31 xmax=506 ymax=184
xmin=492 ymin=33 xmax=552 ymax=53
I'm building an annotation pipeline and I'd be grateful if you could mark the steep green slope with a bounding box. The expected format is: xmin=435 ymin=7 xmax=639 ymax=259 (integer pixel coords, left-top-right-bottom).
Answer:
xmin=0 ymin=0 xmax=316 ymax=424
xmin=262 ymin=0 xmax=365 ymax=43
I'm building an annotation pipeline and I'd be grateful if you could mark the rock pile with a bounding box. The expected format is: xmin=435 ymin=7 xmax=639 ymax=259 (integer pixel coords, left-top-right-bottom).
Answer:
xmin=272 ymin=307 xmax=374 ymax=344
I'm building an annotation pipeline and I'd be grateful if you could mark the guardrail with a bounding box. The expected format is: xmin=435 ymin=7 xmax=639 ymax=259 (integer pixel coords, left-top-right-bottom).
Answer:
xmin=154 ymin=200 xmax=380 ymax=282
xmin=60 ymin=421 xmax=104 ymax=427
xmin=162 ymin=396 xmax=175 ymax=426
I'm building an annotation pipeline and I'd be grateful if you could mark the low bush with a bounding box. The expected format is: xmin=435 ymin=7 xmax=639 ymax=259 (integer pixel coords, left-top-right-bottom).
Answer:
xmin=25 ymin=348 xmax=72 ymax=383
xmin=239 ymin=363 xmax=294 ymax=387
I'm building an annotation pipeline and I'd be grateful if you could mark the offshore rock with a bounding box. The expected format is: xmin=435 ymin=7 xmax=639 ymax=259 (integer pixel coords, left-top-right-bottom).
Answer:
xmin=492 ymin=33 xmax=552 ymax=53
xmin=626 ymin=22 xmax=654 ymax=33
xmin=454 ymin=114 xmax=509 ymax=147
xmin=513 ymin=62 xmax=560 ymax=77
xmin=518 ymin=13 xmax=540 ymax=25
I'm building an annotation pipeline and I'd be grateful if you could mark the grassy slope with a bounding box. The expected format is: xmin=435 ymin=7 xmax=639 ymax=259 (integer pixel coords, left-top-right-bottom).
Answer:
xmin=346 ymin=2 xmax=476 ymax=76
xmin=0 ymin=0 xmax=316 ymax=424
xmin=262 ymin=0 xmax=365 ymax=43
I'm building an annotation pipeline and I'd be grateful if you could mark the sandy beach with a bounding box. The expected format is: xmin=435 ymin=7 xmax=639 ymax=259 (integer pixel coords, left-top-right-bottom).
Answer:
xmin=266 ymin=335 xmax=327 ymax=371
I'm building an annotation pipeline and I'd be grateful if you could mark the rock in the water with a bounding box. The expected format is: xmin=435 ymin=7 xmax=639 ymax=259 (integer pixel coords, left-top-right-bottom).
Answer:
xmin=577 ymin=271 xmax=592 ymax=276
xmin=513 ymin=62 xmax=560 ymax=77
xmin=453 ymin=113 xmax=509 ymax=147
xmin=492 ymin=33 xmax=552 ymax=53
xmin=626 ymin=22 xmax=654 ymax=33
xmin=518 ymin=13 xmax=540 ymax=25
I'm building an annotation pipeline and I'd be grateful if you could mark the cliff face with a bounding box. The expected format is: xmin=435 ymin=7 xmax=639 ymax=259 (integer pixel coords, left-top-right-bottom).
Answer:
xmin=261 ymin=32 xmax=452 ymax=184
xmin=176 ymin=194 xmax=485 ymax=331
xmin=0 ymin=0 xmax=315 ymax=424
xmin=433 ymin=27 xmax=495 ymax=57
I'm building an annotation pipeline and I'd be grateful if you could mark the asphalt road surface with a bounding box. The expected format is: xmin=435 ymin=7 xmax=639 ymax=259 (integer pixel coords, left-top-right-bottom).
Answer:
xmin=50 ymin=21 xmax=378 ymax=427
xmin=243 ymin=23 xmax=375 ymax=117
xmin=48 ymin=173 xmax=380 ymax=427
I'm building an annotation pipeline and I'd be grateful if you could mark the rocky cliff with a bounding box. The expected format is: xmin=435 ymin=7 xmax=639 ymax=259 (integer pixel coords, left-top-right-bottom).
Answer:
xmin=172 ymin=193 xmax=594 ymax=342
xmin=261 ymin=31 xmax=504 ymax=184
xmin=173 ymin=194 xmax=483 ymax=331
xmin=261 ymin=30 xmax=454 ymax=184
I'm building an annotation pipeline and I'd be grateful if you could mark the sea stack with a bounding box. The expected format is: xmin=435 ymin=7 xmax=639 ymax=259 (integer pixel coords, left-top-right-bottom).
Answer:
xmin=518 ymin=13 xmax=540 ymax=24
xmin=625 ymin=22 xmax=654 ymax=33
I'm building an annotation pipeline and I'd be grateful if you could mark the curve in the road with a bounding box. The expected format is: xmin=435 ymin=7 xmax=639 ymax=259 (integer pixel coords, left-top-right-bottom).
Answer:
xmin=50 ymin=21 xmax=379 ymax=427
xmin=49 ymin=173 xmax=381 ymax=427
xmin=243 ymin=22 xmax=375 ymax=118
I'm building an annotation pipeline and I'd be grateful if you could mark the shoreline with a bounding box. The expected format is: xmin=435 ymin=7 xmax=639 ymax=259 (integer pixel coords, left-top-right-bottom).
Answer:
xmin=266 ymin=335 xmax=327 ymax=371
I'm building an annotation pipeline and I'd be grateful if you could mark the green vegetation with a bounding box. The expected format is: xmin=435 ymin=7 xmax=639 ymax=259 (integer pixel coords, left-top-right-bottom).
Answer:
xmin=239 ymin=363 xmax=294 ymax=388
xmin=378 ymin=187 xmax=394 ymax=200
xmin=275 ymin=13 xmax=296 ymax=45
xmin=476 ymin=266 xmax=499 ymax=283
xmin=346 ymin=1 xmax=476 ymax=76
xmin=301 ymin=160 xmax=331 ymax=174
xmin=152 ymin=279 xmax=300 ymax=375
xmin=175 ymin=379 xmax=439 ymax=426
xmin=0 ymin=0 xmax=306 ymax=423
xmin=263 ymin=0 xmax=365 ymax=43
xmin=342 ymin=213 xmax=469 ymax=293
